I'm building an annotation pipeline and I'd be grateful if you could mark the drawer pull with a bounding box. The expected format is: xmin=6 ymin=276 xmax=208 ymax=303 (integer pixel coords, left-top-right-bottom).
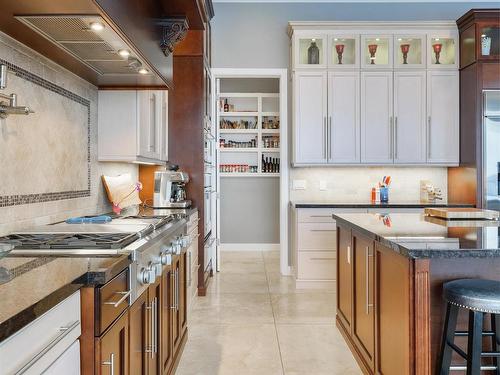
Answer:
xmin=16 ymin=320 xmax=80 ymax=374
xmin=102 ymin=353 xmax=115 ymax=375
xmin=310 ymin=215 xmax=333 ymax=218
xmin=310 ymin=257 xmax=335 ymax=261
xmin=347 ymin=246 xmax=351 ymax=265
xmin=104 ymin=290 xmax=131 ymax=308
xmin=309 ymin=229 xmax=336 ymax=232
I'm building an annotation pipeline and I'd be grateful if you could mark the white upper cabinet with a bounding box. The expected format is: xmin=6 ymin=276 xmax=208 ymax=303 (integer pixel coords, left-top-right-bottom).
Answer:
xmin=426 ymin=71 xmax=459 ymax=164
xmin=289 ymin=22 xmax=459 ymax=166
xmin=361 ymin=71 xmax=393 ymax=163
xmin=328 ymin=71 xmax=360 ymax=163
xmin=293 ymin=34 xmax=328 ymax=69
xmin=98 ymin=90 xmax=168 ymax=164
xmin=361 ymin=35 xmax=393 ymax=69
xmin=293 ymin=71 xmax=328 ymax=164
xmin=393 ymin=35 xmax=426 ymax=69
xmin=393 ymin=71 xmax=426 ymax=163
xmin=427 ymin=32 xmax=459 ymax=69
xmin=329 ymin=35 xmax=360 ymax=69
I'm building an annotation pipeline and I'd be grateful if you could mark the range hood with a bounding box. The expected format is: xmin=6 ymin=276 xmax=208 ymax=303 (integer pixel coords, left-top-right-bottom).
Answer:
xmin=16 ymin=15 xmax=155 ymax=77
xmin=0 ymin=0 xmax=197 ymax=89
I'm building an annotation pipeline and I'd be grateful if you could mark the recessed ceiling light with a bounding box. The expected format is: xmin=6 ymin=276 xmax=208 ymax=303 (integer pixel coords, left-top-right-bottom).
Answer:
xmin=334 ymin=38 xmax=338 ymax=41
xmin=375 ymin=38 xmax=380 ymax=41
xmin=138 ymin=68 xmax=148 ymax=75
xmin=481 ymin=34 xmax=486 ymax=38
xmin=311 ymin=38 xmax=316 ymax=42
xmin=434 ymin=38 xmax=440 ymax=41
xmin=398 ymin=38 xmax=402 ymax=41
xmin=118 ymin=49 xmax=130 ymax=58
xmin=89 ymin=22 xmax=105 ymax=31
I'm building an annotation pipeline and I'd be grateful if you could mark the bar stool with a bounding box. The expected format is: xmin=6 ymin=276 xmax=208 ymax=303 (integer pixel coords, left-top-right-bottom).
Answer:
xmin=438 ymin=279 xmax=500 ymax=375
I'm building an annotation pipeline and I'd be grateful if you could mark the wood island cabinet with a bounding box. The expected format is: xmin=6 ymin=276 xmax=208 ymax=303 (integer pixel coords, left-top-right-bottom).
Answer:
xmin=337 ymin=225 xmax=353 ymax=330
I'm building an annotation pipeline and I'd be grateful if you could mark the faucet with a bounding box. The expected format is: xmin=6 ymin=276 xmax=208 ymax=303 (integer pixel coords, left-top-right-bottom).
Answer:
xmin=0 ymin=64 xmax=34 ymax=119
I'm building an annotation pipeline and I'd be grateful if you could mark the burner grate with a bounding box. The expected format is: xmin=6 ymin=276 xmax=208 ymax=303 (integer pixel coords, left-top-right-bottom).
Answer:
xmin=0 ymin=232 xmax=138 ymax=250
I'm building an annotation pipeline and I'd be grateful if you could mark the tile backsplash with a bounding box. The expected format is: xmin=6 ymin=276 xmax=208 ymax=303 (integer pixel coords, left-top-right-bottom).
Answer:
xmin=290 ymin=167 xmax=448 ymax=202
xmin=0 ymin=32 xmax=137 ymax=235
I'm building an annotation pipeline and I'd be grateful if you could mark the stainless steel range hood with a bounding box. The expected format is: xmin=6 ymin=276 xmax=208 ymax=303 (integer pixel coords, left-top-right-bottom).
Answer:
xmin=16 ymin=15 xmax=153 ymax=77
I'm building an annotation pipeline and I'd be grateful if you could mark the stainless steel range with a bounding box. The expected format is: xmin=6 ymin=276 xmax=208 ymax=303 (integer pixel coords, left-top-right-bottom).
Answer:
xmin=0 ymin=215 xmax=192 ymax=303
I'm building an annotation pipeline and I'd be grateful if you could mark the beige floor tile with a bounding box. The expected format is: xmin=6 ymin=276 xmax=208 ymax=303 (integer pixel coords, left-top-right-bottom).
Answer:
xmin=271 ymin=293 xmax=336 ymax=324
xmin=189 ymin=293 xmax=274 ymax=324
xmin=207 ymin=272 xmax=270 ymax=294
xmin=176 ymin=323 xmax=284 ymax=375
xmin=219 ymin=258 xmax=267 ymax=275
xmin=277 ymin=324 xmax=362 ymax=375
xmin=220 ymin=251 xmax=264 ymax=262
xmin=263 ymin=250 xmax=280 ymax=261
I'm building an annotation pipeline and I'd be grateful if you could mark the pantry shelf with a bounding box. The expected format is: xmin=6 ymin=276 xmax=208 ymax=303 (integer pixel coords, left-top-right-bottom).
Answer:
xmin=220 ymin=173 xmax=280 ymax=178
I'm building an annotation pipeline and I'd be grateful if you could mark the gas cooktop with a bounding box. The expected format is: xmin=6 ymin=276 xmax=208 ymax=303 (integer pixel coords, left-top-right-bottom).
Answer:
xmin=0 ymin=232 xmax=138 ymax=250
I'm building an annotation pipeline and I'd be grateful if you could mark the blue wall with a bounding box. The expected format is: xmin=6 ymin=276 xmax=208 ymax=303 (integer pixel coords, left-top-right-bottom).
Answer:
xmin=212 ymin=2 xmax=495 ymax=68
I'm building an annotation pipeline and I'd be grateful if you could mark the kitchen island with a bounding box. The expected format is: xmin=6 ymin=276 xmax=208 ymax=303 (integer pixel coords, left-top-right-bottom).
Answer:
xmin=333 ymin=212 xmax=500 ymax=375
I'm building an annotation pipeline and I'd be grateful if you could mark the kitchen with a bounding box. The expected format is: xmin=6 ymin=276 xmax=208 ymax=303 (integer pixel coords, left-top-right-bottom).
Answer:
xmin=0 ymin=1 xmax=499 ymax=375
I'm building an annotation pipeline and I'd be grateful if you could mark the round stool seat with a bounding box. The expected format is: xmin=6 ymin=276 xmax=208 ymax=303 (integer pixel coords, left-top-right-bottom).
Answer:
xmin=444 ymin=279 xmax=500 ymax=314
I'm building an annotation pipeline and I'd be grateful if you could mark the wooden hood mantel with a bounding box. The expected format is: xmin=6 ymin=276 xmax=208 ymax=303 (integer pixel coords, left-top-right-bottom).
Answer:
xmin=0 ymin=0 xmax=211 ymax=89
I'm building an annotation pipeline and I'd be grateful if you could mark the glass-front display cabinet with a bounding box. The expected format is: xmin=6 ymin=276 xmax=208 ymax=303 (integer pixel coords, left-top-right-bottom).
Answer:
xmin=329 ymin=35 xmax=359 ymax=68
xmin=294 ymin=34 xmax=327 ymax=69
xmin=478 ymin=25 xmax=500 ymax=60
xmin=427 ymin=34 xmax=458 ymax=68
xmin=361 ymin=35 xmax=392 ymax=69
xmin=393 ymin=35 xmax=426 ymax=68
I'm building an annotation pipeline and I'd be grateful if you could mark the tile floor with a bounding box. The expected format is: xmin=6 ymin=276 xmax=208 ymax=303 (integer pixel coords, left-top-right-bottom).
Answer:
xmin=176 ymin=251 xmax=361 ymax=375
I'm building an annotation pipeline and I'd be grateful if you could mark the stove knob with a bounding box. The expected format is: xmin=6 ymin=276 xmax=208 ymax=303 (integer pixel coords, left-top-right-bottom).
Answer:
xmin=181 ymin=235 xmax=190 ymax=248
xmin=153 ymin=262 xmax=163 ymax=277
xmin=160 ymin=252 xmax=172 ymax=266
xmin=140 ymin=266 xmax=156 ymax=285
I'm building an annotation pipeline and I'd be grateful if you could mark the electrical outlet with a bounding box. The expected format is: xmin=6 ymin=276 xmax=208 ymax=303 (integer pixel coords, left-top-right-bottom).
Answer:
xmin=292 ymin=180 xmax=307 ymax=190
xmin=319 ymin=180 xmax=327 ymax=191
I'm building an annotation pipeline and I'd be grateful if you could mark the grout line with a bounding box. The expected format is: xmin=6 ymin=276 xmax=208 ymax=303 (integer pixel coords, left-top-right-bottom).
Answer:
xmin=263 ymin=251 xmax=286 ymax=375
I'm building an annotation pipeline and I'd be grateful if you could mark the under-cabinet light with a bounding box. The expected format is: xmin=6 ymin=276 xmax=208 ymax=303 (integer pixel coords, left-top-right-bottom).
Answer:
xmin=138 ymin=68 xmax=148 ymax=75
xmin=118 ymin=49 xmax=130 ymax=58
xmin=89 ymin=22 xmax=105 ymax=31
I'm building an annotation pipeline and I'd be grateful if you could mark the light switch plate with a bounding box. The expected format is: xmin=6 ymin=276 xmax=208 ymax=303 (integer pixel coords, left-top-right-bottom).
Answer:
xmin=319 ymin=180 xmax=327 ymax=191
xmin=292 ymin=180 xmax=307 ymax=190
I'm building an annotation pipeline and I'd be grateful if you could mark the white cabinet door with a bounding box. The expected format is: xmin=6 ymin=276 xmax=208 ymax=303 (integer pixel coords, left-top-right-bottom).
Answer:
xmin=393 ymin=71 xmax=426 ymax=163
xmin=361 ymin=71 xmax=393 ymax=164
xmin=294 ymin=71 xmax=328 ymax=164
xmin=138 ymin=90 xmax=162 ymax=160
xmin=426 ymin=71 xmax=459 ymax=164
xmin=328 ymin=71 xmax=360 ymax=163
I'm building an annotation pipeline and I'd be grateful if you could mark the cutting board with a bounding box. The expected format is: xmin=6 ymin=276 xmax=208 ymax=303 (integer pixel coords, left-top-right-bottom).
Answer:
xmin=424 ymin=207 xmax=499 ymax=220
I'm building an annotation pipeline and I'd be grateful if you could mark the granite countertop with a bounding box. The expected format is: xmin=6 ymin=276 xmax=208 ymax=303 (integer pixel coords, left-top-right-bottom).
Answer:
xmin=0 ymin=255 xmax=130 ymax=342
xmin=333 ymin=212 xmax=500 ymax=259
xmin=291 ymin=201 xmax=475 ymax=209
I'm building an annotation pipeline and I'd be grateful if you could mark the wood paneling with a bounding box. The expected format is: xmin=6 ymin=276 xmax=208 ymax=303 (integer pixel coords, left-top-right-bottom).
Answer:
xmin=337 ymin=225 xmax=353 ymax=331
xmin=174 ymin=30 xmax=204 ymax=57
xmin=129 ymin=290 xmax=148 ymax=375
xmin=447 ymin=166 xmax=478 ymax=206
xmin=414 ymin=260 xmax=431 ymax=375
xmin=80 ymin=287 xmax=96 ymax=375
xmin=375 ymin=243 xmax=411 ymax=375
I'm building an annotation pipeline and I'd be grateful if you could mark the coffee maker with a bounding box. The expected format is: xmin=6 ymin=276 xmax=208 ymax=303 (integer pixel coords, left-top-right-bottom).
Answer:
xmin=153 ymin=167 xmax=191 ymax=208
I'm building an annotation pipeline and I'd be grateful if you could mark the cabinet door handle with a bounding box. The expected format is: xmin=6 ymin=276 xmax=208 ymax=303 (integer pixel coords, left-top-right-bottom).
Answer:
xmin=427 ymin=116 xmax=431 ymax=159
xmin=323 ymin=117 xmax=327 ymax=159
xmin=170 ymin=273 xmax=176 ymax=310
xmin=188 ymin=252 xmax=192 ymax=287
xmin=310 ymin=215 xmax=333 ymax=218
xmin=104 ymin=290 xmax=131 ymax=308
xmin=347 ymin=246 xmax=351 ymax=265
xmin=365 ymin=246 xmax=374 ymax=315
xmin=309 ymin=229 xmax=336 ymax=232
xmin=102 ymin=353 xmax=115 ymax=375
xmin=153 ymin=297 xmax=158 ymax=354
xmin=329 ymin=116 xmax=332 ymax=160
xmin=389 ymin=116 xmax=393 ymax=159
xmin=310 ymin=257 xmax=335 ymax=261
xmin=176 ymin=269 xmax=180 ymax=311
xmin=394 ymin=116 xmax=398 ymax=160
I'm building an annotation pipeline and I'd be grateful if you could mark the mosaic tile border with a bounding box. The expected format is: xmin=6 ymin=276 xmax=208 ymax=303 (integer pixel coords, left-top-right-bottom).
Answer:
xmin=7 ymin=257 xmax=56 ymax=280
xmin=0 ymin=58 xmax=91 ymax=207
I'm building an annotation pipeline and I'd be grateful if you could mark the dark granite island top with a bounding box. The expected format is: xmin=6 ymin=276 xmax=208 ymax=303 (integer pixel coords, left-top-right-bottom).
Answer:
xmin=333 ymin=212 xmax=500 ymax=259
xmin=333 ymin=212 xmax=500 ymax=375
xmin=0 ymin=255 xmax=130 ymax=342
xmin=291 ymin=200 xmax=475 ymax=209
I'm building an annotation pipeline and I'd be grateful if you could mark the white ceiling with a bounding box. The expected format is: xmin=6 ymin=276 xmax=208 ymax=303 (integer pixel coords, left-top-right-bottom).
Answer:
xmin=213 ymin=0 xmax=497 ymax=2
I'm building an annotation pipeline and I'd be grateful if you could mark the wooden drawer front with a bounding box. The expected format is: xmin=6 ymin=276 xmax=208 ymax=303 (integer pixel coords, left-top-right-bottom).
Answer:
xmin=297 ymin=251 xmax=336 ymax=280
xmin=0 ymin=291 xmax=81 ymax=375
xmin=298 ymin=223 xmax=337 ymax=251
xmin=297 ymin=209 xmax=335 ymax=223
xmin=97 ymin=269 xmax=130 ymax=335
